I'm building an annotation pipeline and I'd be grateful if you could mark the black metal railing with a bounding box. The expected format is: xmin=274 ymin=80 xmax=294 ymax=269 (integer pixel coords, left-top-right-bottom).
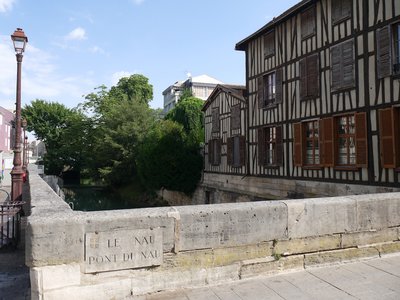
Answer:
xmin=0 ymin=189 xmax=24 ymax=249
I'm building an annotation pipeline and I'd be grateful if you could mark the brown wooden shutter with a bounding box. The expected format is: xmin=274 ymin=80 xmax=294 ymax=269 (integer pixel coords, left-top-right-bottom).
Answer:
xmin=342 ymin=40 xmax=355 ymax=88
xmin=319 ymin=120 xmax=325 ymax=165
xmin=301 ymin=6 xmax=316 ymax=39
xmin=308 ymin=54 xmax=319 ymax=97
xmin=257 ymin=76 xmax=264 ymax=109
xmin=293 ymin=123 xmax=303 ymax=166
xmin=322 ymin=117 xmax=334 ymax=167
xmin=216 ymin=139 xmax=222 ymax=165
xmin=332 ymin=0 xmax=352 ymax=24
xmin=258 ymin=128 xmax=265 ymax=166
xmin=275 ymin=68 xmax=283 ymax=104
xmin=331 ymin=44 xmax=342 ymax=90
xmin=355 ymin=112 xmax=368 ymax=167
xmin=264 ymin=31 xmax=275 ymax=57
xmin=342 ymin=0 xmax=352 ymax=19
xmin=300 ymin=58 xmax=307 ymax=99
xmin=377 ymin=26 xmax=392 ymax=79
xmin=239 ymin=135 xmax=246 ymax=166
xmin=331 ymin=0 xmax=341 ymax=24
xmin=231 ymin=105 xmax=241 ymax=130
xmin=227 ymin=137 xmax=233 ymax=166
xmin=208 ymin=140 xmax=213 ymax=165
xmin=275 ymin=126 xmax=283 ymax=166
xmin=379 ymin=108 xmax=397 ymax=168
xmin=212 ymin=108 xmax=220 ymax=133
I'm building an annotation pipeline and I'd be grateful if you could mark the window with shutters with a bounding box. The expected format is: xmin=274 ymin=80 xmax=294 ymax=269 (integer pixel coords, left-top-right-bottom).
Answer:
xmin=264 ymin=31 xmax=275 ymax=58
xmin=331 ymin=40 xmax=355 ymax=90
xmin=227 ymin=135 xmax=246 ymax=168
xmin=300 ymin=54 xmax=319 ymax=100
xmin=301 ymin=6 xmax=316 ymax=39
xmin=208 ymin=139 xmax=221 ymax=166
xmin=258 ymin=126 xmax=283 ymax=166
xmin=394 ymin=23 xmax=400 ymax=75
xmin=305 ymin=121 xmax=320 ymax=165
xmin=231 ymin=105 xmax=241 ymax=130
xmin=332 ymin=0 xmax=352 ymax=24
xmin=258 ymin=69 xmax=283 ymax=109
xmin=335 ymin=113 xmax=367 ymax=167
xmin=379 ymin=107 xmax=400 ymax=168
xmin=211 ymin=108 xmax=220 ymax=133
xmin=293 ymin=121 xmax=320 ymax=167
xmin=337 ymin=115 xmax=356 ymax=165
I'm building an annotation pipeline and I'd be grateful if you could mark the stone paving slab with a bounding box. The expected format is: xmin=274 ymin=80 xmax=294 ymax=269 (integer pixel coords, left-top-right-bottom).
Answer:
xmin=132 ymin=254 xmax=400 ymax=300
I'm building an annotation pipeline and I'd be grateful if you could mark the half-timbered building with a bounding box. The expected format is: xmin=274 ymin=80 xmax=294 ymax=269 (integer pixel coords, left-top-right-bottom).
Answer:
xmin=202 ymin=85 xmax=249 ymax=203
xmin=202 ymin=0 xmax=400 ymax=202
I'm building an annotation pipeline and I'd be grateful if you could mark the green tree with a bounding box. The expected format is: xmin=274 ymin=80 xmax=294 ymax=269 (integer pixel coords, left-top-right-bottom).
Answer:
xmin=93 ymin=99 xmax=155 ymax=185
xmin=165 ymin=96 xmax=204 ymax=144
xmin=136 ymin=120 xmax=203 ymax=195
xmin=80 ymin=74 xmax=155 ymax=185
xmin=22 ymin=100 xmax=91 ymax=175
xmin=109 ymin=74 xmax=153 ymax=106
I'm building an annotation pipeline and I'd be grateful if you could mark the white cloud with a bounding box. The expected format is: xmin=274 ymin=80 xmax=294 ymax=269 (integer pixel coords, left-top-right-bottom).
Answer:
xmin=65 ymin=27 xmax=87 ymax=41
xmin=89 ymin=46 xmax=107 ymax=55
xmin=132 ymin=0 xmax=145 ymax=5
xmin=0 ymin=35 xmax=95 ymax=109
xmin=0 ymin=0 xmax=15 ymax=13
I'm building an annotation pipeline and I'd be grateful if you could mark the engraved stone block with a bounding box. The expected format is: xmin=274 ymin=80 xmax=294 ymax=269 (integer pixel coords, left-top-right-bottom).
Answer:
xmin=84 ymin=228 xmax=163 ymax=273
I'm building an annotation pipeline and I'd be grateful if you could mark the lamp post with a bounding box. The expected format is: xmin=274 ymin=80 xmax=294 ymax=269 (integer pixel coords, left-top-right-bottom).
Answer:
xmin=10 ymin=28 xmax=28 ymax=202
xmin=22 ymin=118 xmax=27 ymax=171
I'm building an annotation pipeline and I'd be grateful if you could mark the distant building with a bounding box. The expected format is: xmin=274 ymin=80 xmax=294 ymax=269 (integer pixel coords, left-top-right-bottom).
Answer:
xmin=163 ymin=74 xmax=223 ymax=114
xmin=0 ymin=106 xmax=15 ymax=152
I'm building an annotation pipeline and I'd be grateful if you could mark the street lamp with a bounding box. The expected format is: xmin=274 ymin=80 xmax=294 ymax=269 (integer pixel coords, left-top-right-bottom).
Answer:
xmin=10 ymin=28 xmax=28 ymax=202
xmin=22 ymin=118 xmax=27 ymax=171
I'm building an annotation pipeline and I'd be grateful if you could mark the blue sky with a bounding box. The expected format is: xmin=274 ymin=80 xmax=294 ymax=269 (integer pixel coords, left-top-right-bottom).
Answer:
xmin=0 ymin=0 xmax=299 ymax=110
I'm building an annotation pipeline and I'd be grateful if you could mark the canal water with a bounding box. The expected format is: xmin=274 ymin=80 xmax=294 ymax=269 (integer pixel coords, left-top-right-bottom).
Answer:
xmin=63 ymin=185 xmax=155 ymax=211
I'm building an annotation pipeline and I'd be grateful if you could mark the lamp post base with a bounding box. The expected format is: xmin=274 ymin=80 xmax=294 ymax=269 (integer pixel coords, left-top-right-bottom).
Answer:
xmin=11 ymin=167 xmax=24 ymax=202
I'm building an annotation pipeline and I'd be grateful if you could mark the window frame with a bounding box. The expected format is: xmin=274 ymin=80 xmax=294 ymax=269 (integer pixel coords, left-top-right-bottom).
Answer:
xmin=305 ymin=120 xmax=320 ymax=166
xmin=263 ymin=72 xmax=276 ymax=107
xmin=264 ymin=30 xmax=275 ymax=58
xmin=337 ymin=115 xmax=357 ymax=166
xmin=293 ymin=120 xmax=321 ymax=167
xmin=258 ymin=126 xmax=283 ymax=167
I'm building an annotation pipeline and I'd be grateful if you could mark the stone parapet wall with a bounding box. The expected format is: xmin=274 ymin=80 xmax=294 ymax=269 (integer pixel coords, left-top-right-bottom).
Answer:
xmin=202 ymin=173 xmax=400 ymax=200
xmin=26 ymin=173 xmax=400 ymax=299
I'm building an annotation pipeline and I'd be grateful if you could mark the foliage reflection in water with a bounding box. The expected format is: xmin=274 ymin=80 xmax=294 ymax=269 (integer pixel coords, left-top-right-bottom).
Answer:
xmin=63 ymin=185 xmax=166 ymax=211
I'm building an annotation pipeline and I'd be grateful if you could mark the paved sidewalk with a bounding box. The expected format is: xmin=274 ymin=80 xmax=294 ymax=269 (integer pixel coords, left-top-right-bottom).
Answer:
xmin=0 ymin=217 xmax=30 ymax=300
xmin=133 ymin=254 xmax=400 ymax=300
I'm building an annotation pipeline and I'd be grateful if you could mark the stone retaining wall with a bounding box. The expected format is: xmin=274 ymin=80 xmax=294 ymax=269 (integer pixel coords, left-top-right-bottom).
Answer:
xmin=26 ymin=173 xmax=400 ymax=300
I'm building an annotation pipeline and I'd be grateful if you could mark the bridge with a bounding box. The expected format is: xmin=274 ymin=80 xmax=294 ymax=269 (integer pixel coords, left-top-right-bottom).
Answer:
xmin=2 ymin=165 xmax=400 ymax=299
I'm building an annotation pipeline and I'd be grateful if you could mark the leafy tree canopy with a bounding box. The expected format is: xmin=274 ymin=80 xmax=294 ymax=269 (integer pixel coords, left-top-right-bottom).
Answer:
xmin=136 ymin=120 xmax=203 ymax=195
xmin=22 ymin=99 xmax=91 ymax=175
xmin=91 ymin=98 xmax=155 ymax=185
xmin=165 ymin=96 xmax=204 ymax=144
xmin=109 ymin=74 xmax=153 ymax=106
